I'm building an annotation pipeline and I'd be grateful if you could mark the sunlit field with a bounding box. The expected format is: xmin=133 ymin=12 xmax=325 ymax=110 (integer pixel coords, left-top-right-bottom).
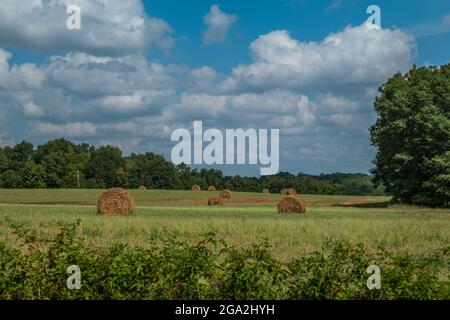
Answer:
xmin=1 ymin=189 xmax=448 ymax=260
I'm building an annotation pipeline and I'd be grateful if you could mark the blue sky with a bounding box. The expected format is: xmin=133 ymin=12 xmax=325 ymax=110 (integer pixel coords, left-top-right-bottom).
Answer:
xmin=0 ymin=0 xmax=449 ymax=176
xmin=142 ymin=0 xmax=450 ymax=70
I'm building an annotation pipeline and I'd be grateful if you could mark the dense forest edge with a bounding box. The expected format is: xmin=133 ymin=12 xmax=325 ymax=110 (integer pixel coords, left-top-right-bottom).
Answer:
xmin=0 ymin=139 xmax=385 ymax=196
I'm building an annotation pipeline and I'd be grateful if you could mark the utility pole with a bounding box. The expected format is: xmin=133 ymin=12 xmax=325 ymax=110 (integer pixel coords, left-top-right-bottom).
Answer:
xmin=77 ymin=170 xmax=80 ymax=188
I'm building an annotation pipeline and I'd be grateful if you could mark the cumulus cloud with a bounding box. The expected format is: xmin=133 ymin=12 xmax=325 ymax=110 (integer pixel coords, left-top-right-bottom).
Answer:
xmin=0 ymin=49 xmax=45 ymax=90
xmin=0 ymin=23 xmax=417 ymax=174
xmin=34 ymin=121 xmax=96 ymax=137
xmin=164 ymin=89 xmax=314 ymax=129
xmin=203 ymin=5 xmax=237 ymax=44
xmin=23 ymin=102 xmax=45 ymax=118
xmin=0 ymin=50 xmax=181 ymax=148
xmin=0 ymin=0 xmax=173 ymax=55
xmin=222 ymin=25 xmax=415 ymax=93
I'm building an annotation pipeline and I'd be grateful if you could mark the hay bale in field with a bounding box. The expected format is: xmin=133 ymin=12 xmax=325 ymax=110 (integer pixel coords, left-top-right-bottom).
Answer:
xmin=208 ymin=186 xmax=216 ymax=192
xmin=280 ymin=188 xmax=289 ymax=195
xmin=97 ymin=188 xmax=135 ymax=215
xmin=208 ymin=196 xmax=223 ymax=206
xmin=138 ymin=185 xmax=146 ymax=191
xmin=262 ymin=188 xmax=270 ymax=194
xmin=277 ymin=195 xmax=306 ymax=214
xmin=287 ymin=188 xmax=297 ymax=195
xmin=191 ymin=184 xmax=201 ymax=191
xmin=219 ymin=189 xmax=232 ymax=199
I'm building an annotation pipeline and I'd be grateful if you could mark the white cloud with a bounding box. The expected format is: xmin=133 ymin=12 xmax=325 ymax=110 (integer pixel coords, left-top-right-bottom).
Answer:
xmin=0 ymin=49 xmax=45 ymax=90
xmin=34 ymin=122 xmax=96 ymax=137
xmin=0 ymin=0 xmax=173 ymax=55
xmin=203 ymin=5 xmax=237 ymax=44
xmin=223 ymin=25 xmax=415 ymax=93
xmin=97 ymin=89 xmax=176 ymax=114
xmin=23 ymin=102 xmax=45 ymax=118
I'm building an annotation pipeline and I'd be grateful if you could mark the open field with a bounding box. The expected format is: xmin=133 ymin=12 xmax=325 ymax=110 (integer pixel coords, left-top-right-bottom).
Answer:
xmin=0 ymin=189 xmax=448 ymax=260
xmin=1 ymin=189 xmax=449 ymax=299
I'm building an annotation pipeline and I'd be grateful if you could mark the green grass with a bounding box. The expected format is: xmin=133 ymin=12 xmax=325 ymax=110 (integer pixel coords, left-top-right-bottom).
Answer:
xmin=0 ymin=189 xmax=448 ymax=260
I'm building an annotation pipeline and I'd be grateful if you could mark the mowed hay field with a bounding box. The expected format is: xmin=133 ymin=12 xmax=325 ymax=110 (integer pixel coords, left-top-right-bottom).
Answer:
xmin=0 ymin=189 xmax=449 ymax=260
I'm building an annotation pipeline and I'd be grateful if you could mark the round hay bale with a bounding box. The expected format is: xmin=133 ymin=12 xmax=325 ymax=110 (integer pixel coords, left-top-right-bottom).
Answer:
xmin=191 ymin=184 xmax=201 ymax=191
xmin=277 ymin=196 xmax=306 ymax=214
xmin=262 ymin=188 xmax=270 ymax=194
xmin=138 ymin=185 xmax=146 ymax=191
xmin=280 ymin=188 xmax=289 ymax=195
xmin=97 ymin=188 xmax=135 ymax=215
xmin=208 ymin=186 xmax=216 ymax=192
xmin=208 ymin=196 xmax=223 ymax=206
xmin=219 ymin=189 xmax=232 ymax=199
xmin=287 ymin=188 xmax=297 ymax=195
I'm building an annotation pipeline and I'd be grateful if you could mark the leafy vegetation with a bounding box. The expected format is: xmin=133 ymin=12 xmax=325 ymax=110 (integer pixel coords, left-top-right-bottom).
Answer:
xmin=0 ymin=221 xmax=448 ymax=300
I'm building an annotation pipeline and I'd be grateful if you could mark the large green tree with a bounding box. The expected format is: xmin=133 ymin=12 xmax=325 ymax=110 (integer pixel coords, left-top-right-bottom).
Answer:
xmin=370 ymin=64 xmax=450 ymax=207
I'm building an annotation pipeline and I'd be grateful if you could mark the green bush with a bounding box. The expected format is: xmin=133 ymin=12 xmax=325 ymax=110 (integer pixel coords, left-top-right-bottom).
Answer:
xmin=0 ymin=221 xmax=448 ymax=300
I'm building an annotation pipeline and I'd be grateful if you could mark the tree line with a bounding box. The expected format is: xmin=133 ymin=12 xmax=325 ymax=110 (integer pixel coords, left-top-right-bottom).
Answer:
xmin=0 ymin=139 xmax=384 ymax=196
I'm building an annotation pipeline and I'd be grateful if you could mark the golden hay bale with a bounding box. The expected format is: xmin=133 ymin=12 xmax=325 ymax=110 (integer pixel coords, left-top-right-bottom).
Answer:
xmin=192 ymin=184 xmax=201 ymax=191
xmin=97 ymin=188 xmax=135 ymax=215
xmin=219 ymin=189 xmax=232 ymax=199
xmin=287 ymin=188 xmax=297 ymax=195
xmin=262 ymin=188 xmax=270 ymax=194
xmin=208 ymin=186 xmax=216 ymax=192
xmin=138 ymin=185 xmax=146 ymax=191
xmin=208 ymin=196 xmax=223 ymax=206
xmin=280 ymin=188 xmax=289 ymax=195
xmin=277 ymin=196 xmax=306 ymax=214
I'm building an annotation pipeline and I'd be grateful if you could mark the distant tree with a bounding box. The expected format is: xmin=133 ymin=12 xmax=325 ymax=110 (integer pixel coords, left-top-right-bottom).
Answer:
xmin=34 ymin=139 xmax=80 ymax=188
xmin=175 ymin=163 xmax=197 ymax=190
xmin=0 ymin=148 xmax=9 ymax=172
xmin=22 ymin=161 xmax=46 ymax=188
xmin=200 ymin=169 xmax=223 ymax=189
xmin=320 ymin=173 xmax=384 ymax=196
xmin=1 ymin=170 xmax=22 ymax=188
xmin=115 ymin=167 xmax=128 ymax=188
xmin=126 ymin=153 xmax=179 ymax=189
xmin=85 ymin=145 xmax=125 ymax=188
xmin=370 ymin=64 xmax=450 ymax=207
xmin=9 ymin=141 xmax=33 ymax=163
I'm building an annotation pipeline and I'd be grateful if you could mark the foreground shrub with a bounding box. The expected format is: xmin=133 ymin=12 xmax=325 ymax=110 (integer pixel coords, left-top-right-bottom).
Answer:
xmin=0 ymin=221 xmax=448 ymax=300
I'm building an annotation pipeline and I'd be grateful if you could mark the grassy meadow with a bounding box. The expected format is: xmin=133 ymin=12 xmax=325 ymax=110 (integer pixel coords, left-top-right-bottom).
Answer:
xmin=1 ymin=189 xmax=449 ymax=299
xmin=0 ymin=189 xmax=448 ymax=259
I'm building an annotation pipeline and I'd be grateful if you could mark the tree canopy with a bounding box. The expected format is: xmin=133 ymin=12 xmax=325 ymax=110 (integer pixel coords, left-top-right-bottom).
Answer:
xmin=0 ymin=139 xmax=383 ymax=196
xmin=371 ymin=64 xmax=450 ymax=207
